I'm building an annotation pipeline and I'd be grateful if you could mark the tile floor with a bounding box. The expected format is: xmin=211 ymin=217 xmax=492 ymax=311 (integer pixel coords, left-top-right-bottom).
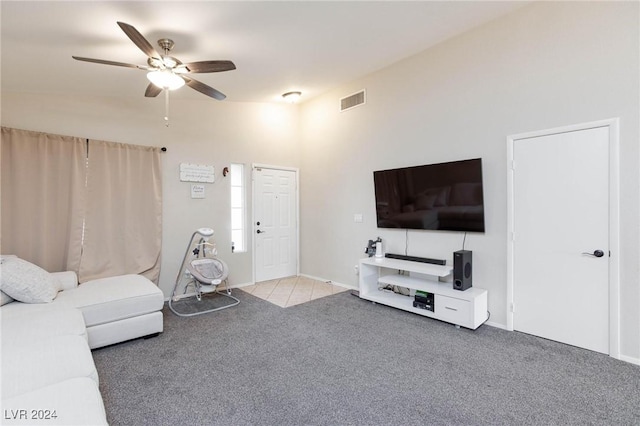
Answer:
xmin=240 ymin=276 xmax=349 ymax=308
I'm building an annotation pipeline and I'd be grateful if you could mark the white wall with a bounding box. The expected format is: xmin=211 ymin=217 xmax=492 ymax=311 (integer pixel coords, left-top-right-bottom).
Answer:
xmin=1 ymin=92 xmax=300 ymax=297
xmin=298 ymin=2 xmax=639 ymax=361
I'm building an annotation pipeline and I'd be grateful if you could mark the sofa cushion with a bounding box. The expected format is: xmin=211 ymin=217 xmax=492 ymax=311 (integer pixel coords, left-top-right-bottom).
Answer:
xmin=0 ymin=257 xmax=59 ymax=303
xmin=2 ymin=308 xmax=87 ymax=342
xmin=1 ymin=377 xmax=107 ymax=425
xmin=51 ymin=271 xmax=79 ymax=291
xmin=1 ymin=334 xmax=99 ymax=399
xmin=1 ymin=290 xmax=15 ymax=306
xmin=55 ymin=274 xmax=164 ymax=327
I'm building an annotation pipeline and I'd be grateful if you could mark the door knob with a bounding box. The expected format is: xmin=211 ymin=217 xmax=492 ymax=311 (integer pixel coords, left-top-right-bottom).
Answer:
xmin=582 ymin=250 xmax=605 ymax=258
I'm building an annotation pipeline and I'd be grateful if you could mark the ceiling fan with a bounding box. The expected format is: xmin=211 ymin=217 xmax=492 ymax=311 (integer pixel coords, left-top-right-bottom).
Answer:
xmin=72 ymin=22 xmax=235 ymax=101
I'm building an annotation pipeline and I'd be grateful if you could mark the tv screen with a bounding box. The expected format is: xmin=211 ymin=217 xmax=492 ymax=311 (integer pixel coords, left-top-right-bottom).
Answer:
xmin=373 ymin=158 xmax=485 ymax=232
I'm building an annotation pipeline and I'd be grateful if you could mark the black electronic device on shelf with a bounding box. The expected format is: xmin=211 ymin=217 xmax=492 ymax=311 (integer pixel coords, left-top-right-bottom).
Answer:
xmin=384 ymin=253 xmax=446 ymax=266
xmin=453 ymin=250 xmax=473 ymax=291
xmin=413 ymin=291 xmax=434 ymax=312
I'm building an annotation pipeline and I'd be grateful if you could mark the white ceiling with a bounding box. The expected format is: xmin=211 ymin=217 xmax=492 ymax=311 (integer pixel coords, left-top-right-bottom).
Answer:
xmin=1 ymin=1 xmax=527 ymax=104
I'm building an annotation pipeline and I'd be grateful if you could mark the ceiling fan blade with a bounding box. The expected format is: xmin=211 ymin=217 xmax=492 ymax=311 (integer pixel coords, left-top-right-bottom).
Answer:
xmin=145 ymin=83 xmax=162 ymax=98
xmin=117 ymin=21 xmax=160 ymax=59
xmin=182 ymin=76 xmax=226 ymax=100
xmin=72 ymin=56 xmax=146 ymax=69
xmin=182 ymin=60 xmax=236 ymax=73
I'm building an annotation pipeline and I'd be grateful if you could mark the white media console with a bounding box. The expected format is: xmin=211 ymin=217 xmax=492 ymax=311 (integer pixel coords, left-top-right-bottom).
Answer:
xmin=359 ymin=257 xmax=488 ymax=329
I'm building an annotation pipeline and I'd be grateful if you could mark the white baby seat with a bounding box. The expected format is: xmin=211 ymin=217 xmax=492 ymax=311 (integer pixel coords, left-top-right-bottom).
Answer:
xmin=187 ymin=258 xmax=229 ymax=287
xmin=169 ymin=227 xmax=239 ymax=317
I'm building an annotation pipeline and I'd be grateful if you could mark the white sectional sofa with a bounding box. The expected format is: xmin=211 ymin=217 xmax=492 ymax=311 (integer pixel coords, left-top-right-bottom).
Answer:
xmin=1 ymin=256 xmax=165 ymax=425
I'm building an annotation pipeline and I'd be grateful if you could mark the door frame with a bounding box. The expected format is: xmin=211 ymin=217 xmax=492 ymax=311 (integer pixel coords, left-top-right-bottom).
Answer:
xmin=251 ymin=163 xmax=300 ymax=284
xmin=506 ymin=118 xmax=620 ymax=359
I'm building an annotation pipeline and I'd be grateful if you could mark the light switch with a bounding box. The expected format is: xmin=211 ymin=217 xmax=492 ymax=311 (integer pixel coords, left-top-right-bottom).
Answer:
xmin=354 ymin=213 xmax=363 ymax=223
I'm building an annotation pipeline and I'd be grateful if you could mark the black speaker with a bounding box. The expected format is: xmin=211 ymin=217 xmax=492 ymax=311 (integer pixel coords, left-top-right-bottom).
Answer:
xmin=453 ymin=250 xmax=472 ymax=291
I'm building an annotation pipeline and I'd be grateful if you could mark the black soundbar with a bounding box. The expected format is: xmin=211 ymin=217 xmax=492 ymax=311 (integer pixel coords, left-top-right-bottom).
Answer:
xmin=384 ymin=253 xmax=446 ymax=265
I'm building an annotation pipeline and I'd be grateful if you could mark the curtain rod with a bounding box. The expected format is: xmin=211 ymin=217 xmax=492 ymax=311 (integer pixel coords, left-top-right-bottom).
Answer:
xmin=83 ymin=137 xmax=167 ymax=153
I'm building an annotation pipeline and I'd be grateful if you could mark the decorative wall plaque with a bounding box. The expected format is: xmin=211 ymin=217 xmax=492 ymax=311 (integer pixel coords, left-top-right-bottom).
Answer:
xmin=180 ymin=163 xmax=215 ymax=183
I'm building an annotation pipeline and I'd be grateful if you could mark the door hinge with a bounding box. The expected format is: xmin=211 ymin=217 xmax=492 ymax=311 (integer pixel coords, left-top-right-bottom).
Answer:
xmin=510 ymin=302 xmax=515 ymax=313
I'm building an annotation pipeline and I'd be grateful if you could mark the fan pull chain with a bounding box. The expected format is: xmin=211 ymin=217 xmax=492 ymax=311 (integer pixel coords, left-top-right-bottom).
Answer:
xmin=164 ymin=90 xmax=170 ymax=127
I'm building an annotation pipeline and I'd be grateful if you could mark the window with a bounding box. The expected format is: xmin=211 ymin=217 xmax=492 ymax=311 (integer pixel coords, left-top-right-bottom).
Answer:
xmin=230 ymin=163 xmax=246 ymax=253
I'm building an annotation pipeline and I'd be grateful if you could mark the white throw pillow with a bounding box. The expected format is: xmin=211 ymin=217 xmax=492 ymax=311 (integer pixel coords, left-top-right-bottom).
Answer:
xmin=0 ymin=257 xmax=59 ymax=303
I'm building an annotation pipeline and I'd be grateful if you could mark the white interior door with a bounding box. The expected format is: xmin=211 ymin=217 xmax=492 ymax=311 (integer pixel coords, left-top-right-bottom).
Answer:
xmin=511 ymin=126 xmax=610 ymax=354
xmin=253 ymin=166 xmax=298 ymax=282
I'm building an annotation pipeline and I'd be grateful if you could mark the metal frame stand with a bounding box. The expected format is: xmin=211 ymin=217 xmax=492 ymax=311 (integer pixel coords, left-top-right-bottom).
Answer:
xmin=168 ymin=228 xmax=240 ymax=317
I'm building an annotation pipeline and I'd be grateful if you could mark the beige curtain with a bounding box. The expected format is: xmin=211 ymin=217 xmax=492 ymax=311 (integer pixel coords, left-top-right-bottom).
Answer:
xmin=0 ymin=127 xmax=86 ymax=272
xmin=78 ymin=139 xmax=162 ymax=283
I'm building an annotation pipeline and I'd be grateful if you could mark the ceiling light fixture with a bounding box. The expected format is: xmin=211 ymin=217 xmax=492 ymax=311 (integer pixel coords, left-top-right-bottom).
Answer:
xmin=282 ymin=91 xmax=302 ymax=103
xmin=147 ymin=70 xmax=185 ymax=90
xmin=146 ymin=70 xmax=185 ymax=127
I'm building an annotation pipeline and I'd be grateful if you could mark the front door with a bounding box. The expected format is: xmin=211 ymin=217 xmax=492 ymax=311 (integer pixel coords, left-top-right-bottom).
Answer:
xmin=511 ymin=125 xmax=611 ymax=354
xmin=253 ymin=166 xmax=298 ymax=282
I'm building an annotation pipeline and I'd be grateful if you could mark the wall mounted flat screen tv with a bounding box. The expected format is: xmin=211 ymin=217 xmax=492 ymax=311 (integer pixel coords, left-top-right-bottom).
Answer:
xmin=373 ymin=158 xmax=485 ymax=232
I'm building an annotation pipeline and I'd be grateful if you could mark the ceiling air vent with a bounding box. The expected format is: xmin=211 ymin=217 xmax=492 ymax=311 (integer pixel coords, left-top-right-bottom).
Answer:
xmin=340 ymin=89 xmax=366 ymax=112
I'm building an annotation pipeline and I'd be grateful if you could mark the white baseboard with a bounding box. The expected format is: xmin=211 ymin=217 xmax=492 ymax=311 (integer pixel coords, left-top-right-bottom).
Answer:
xmin=227 ymin=281 xmax=255 ymax=289
xmin=164 ymin=290 xmax=199 ymax=302
xmin=484 ymin=320 xmax=508 ymax=330
xmin=619 ymin=354 xmax=640 ymax=366
xmin=298 ymin=273 xmax=357 ymax=290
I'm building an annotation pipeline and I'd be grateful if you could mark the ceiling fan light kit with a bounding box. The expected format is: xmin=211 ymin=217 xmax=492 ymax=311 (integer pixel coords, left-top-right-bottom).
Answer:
xmin=147 ymin=70 xmax=185 ymax=90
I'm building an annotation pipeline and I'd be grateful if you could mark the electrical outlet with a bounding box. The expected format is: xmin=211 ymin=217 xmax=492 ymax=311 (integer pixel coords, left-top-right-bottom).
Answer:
xmin=354 ymin=265 xmax=359 ymax=275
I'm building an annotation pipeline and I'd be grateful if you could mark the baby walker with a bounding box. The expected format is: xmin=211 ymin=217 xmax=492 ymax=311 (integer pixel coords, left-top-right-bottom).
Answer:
xmin=169 ymin=227 xmax=240 ymax=317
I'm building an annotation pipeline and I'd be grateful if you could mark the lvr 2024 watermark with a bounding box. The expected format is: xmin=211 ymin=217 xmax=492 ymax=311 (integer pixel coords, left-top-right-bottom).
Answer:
xmin=4 ymin=409 xmax=58 ymax=421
